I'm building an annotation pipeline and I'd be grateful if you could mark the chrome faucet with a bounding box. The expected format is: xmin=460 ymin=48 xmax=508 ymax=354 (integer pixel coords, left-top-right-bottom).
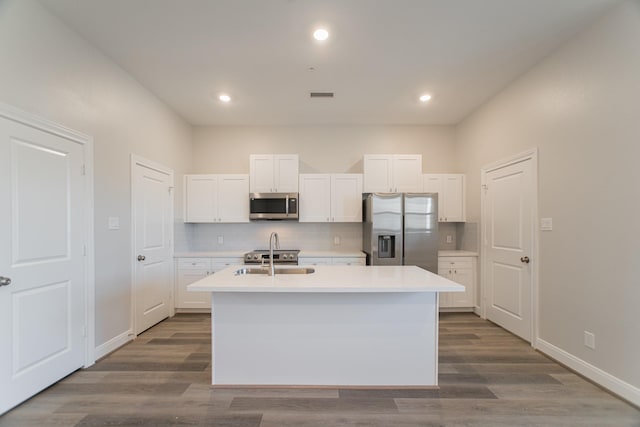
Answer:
xmin=268 ymin=231 xmax=280 ymax=276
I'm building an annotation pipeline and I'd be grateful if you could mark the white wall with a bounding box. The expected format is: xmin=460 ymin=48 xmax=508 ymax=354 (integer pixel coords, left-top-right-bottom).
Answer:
xmin=0 ymin=0 xmax=193 ymax=349
xmin=456 ymin=0 xmax=640 ymax=399
xmin=193 ymin=125 xmax=457 ymax=175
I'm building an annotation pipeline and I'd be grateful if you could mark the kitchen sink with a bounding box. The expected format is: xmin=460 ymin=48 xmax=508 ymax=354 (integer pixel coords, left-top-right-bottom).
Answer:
xmin=234 ymin=267 xmax=315 ymax=275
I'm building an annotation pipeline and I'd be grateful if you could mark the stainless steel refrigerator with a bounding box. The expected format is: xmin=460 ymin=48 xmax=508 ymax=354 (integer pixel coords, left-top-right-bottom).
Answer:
xmin=362 ymin=193 xmax=439 ymax=273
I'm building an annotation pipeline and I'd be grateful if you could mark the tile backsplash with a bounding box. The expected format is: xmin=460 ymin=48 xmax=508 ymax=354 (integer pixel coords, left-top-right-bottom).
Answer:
xmin=175 ymin=221 xmax=362 ymax=252
xmin=176 ymin=220 xmax=480 ymax=254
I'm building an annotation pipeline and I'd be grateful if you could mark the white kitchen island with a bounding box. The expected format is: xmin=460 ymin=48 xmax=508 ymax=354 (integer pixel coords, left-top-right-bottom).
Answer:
xmin=189 ymin=265 xmax=463 ymax=387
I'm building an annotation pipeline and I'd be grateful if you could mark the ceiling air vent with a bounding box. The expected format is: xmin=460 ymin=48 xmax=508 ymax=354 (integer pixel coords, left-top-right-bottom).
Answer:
xmin=310 ymin=92 xmax=334 ymax=98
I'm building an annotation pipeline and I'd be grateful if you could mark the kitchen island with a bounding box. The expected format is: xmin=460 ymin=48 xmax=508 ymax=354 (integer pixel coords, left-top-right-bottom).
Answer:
xmin=189 ymin=265 xmax=463 ymax=387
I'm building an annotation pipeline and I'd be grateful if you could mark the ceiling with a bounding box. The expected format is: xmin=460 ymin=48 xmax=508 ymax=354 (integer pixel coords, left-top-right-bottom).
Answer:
xmin=38 ymin=0 xmax=619 ymax=126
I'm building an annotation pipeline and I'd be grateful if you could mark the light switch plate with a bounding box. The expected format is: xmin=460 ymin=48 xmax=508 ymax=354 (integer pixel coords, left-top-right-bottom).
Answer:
xmin=217 ymin=236 xmax=224 ymax=245
xmin=541 ymin=218 xmax=553 ymax=231
xmin=334 ymin=236 xmax=341 ymax=245
xmin=108 ymin=217 xmax=120 ymax=230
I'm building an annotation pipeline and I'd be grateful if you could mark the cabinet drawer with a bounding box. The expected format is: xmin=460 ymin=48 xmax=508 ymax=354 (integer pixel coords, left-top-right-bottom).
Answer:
xmin=177 ymin=258 xmax=211 ymax=269
xmin=299 ymin=257 xmax=332 ymax=266
xmin=210 ymin=258 xmax=242 ymax=272
xmin=438 ymin=257 xmax=473 ymax=269
xmin=332 ymin=257 xmax=366 ymax=266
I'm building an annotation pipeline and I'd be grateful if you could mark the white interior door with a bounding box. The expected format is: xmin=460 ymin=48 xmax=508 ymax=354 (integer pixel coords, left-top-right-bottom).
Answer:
xmin=0 ymin=116 xmax=87 ymax=414
xmin=132 ymin=158 xmax=173 ymax=335
xmin=483 ymin=155 xmax=535 ymax=341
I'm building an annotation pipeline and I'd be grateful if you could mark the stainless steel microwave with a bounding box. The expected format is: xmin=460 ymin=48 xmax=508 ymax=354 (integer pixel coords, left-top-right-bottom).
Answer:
xmin=249 ymin=193 xmax=298 ymax=220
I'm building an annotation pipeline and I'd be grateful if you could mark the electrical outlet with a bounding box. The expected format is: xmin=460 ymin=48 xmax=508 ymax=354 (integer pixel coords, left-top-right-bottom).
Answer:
xmin=217 ymin=236 xmax=224 ymax=245
xmin=334 ymin=236 xmax=341 ymax=245
xmin=108 ymin=217 xmax=120 ymax=230
xmin=584 ymin=331 xmax=596 ymax=349
xmin=446 ymin=235 xmax=453 ymax=244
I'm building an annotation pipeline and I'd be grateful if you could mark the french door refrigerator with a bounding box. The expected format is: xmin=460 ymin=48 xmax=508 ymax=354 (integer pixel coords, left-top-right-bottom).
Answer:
xmin=363 ymin=193 xmax=439 ymax=273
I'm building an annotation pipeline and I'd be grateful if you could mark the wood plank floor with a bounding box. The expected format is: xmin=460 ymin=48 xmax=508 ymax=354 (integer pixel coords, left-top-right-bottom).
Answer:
xmin=1 ymin=313 xmax=638 ymax=426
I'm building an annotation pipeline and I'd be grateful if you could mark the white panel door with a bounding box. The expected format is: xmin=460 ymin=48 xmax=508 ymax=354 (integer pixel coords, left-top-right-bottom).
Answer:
xmin=331 ymin=174 xmax=363 ymax=222
xmin=299 ymin=174 xmax=331 ymax=222
xmin=484 ymin=158 xmax=533 ymax=341
xmin=218 ymin=174 xmax=249 ymax=223
xmin=133 ymin=161 xmax=173 ymax=335
xmin=0 ymin=117 xmax=86 ymax=414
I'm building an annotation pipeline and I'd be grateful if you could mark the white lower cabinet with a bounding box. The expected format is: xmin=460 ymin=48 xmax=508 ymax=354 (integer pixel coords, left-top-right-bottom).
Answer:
xmin=299 ymin=256 xmax=366 ymax=266
xmin=175 ymin=257 xmax=242 ymax=310
xmin=438 ymin=256 xmax=476 ymax=309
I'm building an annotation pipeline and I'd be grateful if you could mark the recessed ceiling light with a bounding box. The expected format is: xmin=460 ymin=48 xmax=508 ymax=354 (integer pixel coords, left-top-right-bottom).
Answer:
xmin=419 ymin=94 xmax=432 ymax=102
xmin=219 ymin=94 xmax=231 ymax=103
xmin=313 ymin=28 xmax=329 ymax=41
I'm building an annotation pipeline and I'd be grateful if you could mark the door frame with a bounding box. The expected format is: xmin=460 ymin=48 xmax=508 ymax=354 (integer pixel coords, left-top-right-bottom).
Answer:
xmin=130 ymin=155 xmax=175 ymax=335
xmin=0 ymin=102 xmax=95 ymax=367
xmin=480 ymin=148 xmax=539 ymax=348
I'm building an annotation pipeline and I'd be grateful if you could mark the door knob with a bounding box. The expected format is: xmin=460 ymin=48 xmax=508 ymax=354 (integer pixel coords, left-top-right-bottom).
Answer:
xmin=137 ymin=255 xmax=146 ymax=261
xmin=0 ymin=276 xmax=11 ymax=287
xmin=520 ymin=256 xmax=530 ymax=264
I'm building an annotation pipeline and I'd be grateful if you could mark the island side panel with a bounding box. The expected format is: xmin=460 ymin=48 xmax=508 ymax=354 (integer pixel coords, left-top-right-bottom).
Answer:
xmin=211 ymin=292 xmax=438 ymax=386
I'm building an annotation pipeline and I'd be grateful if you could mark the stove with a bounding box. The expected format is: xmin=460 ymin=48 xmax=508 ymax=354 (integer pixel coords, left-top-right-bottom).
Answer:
xmin=244 ymin=249 xmax=300 ymax=265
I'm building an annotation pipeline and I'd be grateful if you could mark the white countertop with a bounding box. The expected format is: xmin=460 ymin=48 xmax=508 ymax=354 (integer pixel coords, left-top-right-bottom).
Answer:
xmin=175 ymin=250 xmax=366 ymax=258
xmin=175 ymin=251 xmax=246 ymax=258
xmin=188 ymin=264 xmax=464 ymax=293
xmin=438 ymin=250 xmax=478 ymax=257
xmin=298 ymin=250 xmax=365 ymax=258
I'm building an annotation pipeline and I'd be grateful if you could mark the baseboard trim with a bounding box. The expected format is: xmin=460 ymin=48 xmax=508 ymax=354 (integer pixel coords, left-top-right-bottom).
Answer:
xmin=536 ymin=338 xmax=640 ymax=407
xmin=94 ymin=329 xmax=134 ymax=361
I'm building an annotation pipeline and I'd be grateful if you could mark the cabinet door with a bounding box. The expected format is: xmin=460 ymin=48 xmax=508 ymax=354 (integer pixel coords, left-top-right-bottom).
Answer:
xmin=423 ymin=174 xmax=443 ymax=219
xmin=176 ymin=258 xmax=212 ymax=309
xmin=184 ymin=175 xmax=217 ymax=223
xmin=274 ymin=154 xmax=299 ymax=192
xmin=442 ymin=174 xmax=465 ymax=222
xmin=331 ymin=174 xmax=363 ymax=222
xmin=424 ymin=174 xmax=466 ymax=222
xmin=299 ymin=174 xmax=331 ymax=222
xmin=393 ymin=155 xmax=423 ymax=192
xmin=363 ymin=154 xmax=393 ymax=192
xmin=450 ymin=268 xmax=474 ymax=307
xmin=437 ymin=263 xmax=453 ymax=308
xmin=218 ymin=174 xmax=249 ymax=223
xmin=250 ymin=154 xmax=275 ymax=193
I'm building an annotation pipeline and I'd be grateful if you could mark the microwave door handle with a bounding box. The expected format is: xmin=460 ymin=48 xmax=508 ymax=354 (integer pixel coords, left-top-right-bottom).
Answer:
xmin=285 ymin=194 xmax=289 ymax=216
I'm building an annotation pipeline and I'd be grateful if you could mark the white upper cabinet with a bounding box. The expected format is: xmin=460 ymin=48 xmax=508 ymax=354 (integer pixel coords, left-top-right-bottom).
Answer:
xmin=217 ymin=175 xmax=251 ymax=222
xmin=184 ymin=174 xmax=249 ymax=223
xmin=363 ymin=154 xmax=422 ymax=193
xmin=184 ymin=175 xmax=217 ymax=222
xmin=250 ymin=154 xmax=299 ymax=193
xmin=331 ymin=174 xmax=363 ymax=222
xmin=423 ymin=174 xmax=465 ymax=222
xmin=298 ymin=174 xmax=331 ymax=222
xmin=299 ymin=173 xmax=363 ymax=223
